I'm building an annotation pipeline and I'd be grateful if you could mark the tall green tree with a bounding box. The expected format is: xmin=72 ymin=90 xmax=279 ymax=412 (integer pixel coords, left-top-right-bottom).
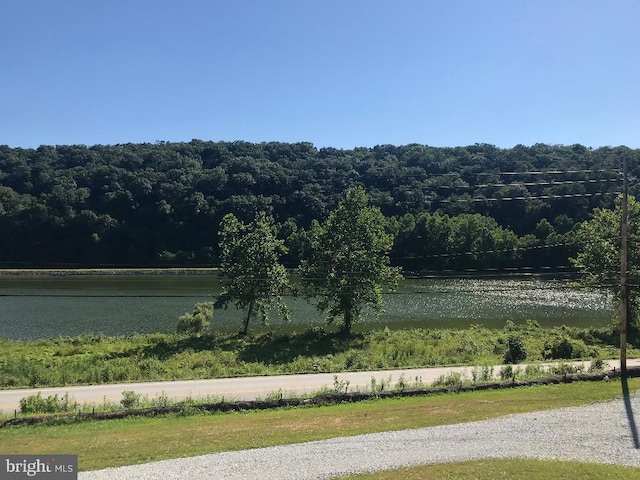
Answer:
xmin=300 ymin=186 xmax=402 ymax=334
xmin=572 ymin=195 xmax=640 ymax=337
xmin=215 ymin=211 xmax=290 ymax=335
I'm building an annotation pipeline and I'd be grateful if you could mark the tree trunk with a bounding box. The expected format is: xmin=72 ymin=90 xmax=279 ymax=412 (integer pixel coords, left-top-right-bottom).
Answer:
xmin=342 ymin=306 xmax=353 ymax=336
xmin=242 ymin=299 xmax=255 ymax=336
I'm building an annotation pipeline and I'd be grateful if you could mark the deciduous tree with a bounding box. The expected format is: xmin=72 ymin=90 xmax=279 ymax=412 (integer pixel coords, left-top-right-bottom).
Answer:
xmin=215 ymin=211 xmax=290 ymax=335
xmin=300 ymin=187 xmax=402 ymax=334
xmin=572 ymin=196 xmax=640 ymax=337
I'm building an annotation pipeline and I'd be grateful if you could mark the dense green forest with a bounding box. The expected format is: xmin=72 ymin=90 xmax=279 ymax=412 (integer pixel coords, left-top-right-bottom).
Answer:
xmin=0 ymin=141 xmax=637 ymax=272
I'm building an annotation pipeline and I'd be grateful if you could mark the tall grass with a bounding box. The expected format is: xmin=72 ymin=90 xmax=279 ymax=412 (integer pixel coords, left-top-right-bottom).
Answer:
xmin=0 ymin=321 xmax=633 ymax=388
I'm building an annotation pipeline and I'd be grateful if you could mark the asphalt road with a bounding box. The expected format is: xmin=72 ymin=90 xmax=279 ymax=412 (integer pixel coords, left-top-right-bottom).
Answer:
xmin=2 ymin=359 xmax=638 ymax=414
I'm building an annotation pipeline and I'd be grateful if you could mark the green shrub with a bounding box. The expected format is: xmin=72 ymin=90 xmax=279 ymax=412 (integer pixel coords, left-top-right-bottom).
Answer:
xmin=504 ymin=336 xmax=527 ymax=364
xmin=499 ymin=365 xmax=514 ymax=380
xmin=472 ymin=365 xmax=494 ymax=383
xmin=589 ymin=357 xmax=606 ymax=372
xmin=100 ymin=358 xmax=138 ymax=382
xmin=548 ymin=338 xmax=573 ymax=359
xmin=370 ymin=376 xmax=391 ymax=393
xmin=120 ymin=390 xmax=141 ymax=409
xmin=524 ymin=363 xmax=546 ymax=377
xmin=333 ymin=375 xmax=350 ymax=394
xmin=19 ymin=393 xmax=48 ymax=414
xmin=395 ymin=373 xmax=408 ymax=392
xmin=546 ymin=337 xmax=589 ymax=360
xmin=176 ymin=302 xmax=213 ymax=334
xmin=19 ymin=392 xmax=78 ymax=414
xmin=549 ymin=363 xmax=582 ymax=375
xmin=432 ymin=372 xmax=463 ymax=387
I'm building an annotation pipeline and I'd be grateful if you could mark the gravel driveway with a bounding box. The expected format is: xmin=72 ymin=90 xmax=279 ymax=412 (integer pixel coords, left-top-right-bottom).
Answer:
xmin=79 ymin=389 xmax=640 ymax=480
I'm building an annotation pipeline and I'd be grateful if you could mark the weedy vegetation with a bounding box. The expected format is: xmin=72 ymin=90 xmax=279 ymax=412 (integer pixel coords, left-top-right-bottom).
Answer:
xmin=0 ymin=320 xmax=633 ymax=389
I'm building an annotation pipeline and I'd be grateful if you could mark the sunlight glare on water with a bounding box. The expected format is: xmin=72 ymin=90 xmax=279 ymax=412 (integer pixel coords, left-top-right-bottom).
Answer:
xmin=380 ymin=278 xmax=613 ymax=328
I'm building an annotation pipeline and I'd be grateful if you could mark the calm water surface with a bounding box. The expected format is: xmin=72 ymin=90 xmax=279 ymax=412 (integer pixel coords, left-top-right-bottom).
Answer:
xmin=0 ymin=275 xmax=614 ymax=340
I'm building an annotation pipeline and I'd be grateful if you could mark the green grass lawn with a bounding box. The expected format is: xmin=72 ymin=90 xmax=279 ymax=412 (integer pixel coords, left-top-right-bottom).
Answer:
xmin=1 ymin=378 xmax=638 ymax=472
xmin=340 ymin=459 xmax=640 ymax=479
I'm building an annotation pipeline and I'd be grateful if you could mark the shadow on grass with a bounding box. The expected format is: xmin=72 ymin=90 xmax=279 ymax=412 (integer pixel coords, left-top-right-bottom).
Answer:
xmin=238 ymin=329 xmax=365 ymax=365
xmin=621 ymin=375 xmax=640 ymax=449
xmin=108 ymin=328 xmax=365 ymax=364
xmin=106 ymin=334 xmax=244 ymax=360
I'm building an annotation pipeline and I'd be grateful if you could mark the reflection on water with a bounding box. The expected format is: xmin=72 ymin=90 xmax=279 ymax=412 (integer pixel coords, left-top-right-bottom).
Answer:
xmin=390 ymin=278 xmax=611 ymax=316
xmin=0 ymin=275 xmax=614 ymax=340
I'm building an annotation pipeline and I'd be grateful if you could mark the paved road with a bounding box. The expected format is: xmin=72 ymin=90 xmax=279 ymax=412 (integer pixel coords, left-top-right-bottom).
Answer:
xmin=2 ymin=359 xmax=638 ymax=414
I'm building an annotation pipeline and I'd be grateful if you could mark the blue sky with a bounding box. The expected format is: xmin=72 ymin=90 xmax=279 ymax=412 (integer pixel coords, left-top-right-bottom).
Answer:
xmin=2 ymin=1 xmax=639 ymax=150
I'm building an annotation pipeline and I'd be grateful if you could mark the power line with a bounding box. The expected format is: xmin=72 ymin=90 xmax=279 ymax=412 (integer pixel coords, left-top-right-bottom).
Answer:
xmin=391 ymin=242 xmax=577 ymax=261
xmin=479 ymin=169 xmax=620 ymax=176
xmin=436 ymin=179 xmax=620 ymax=189
xmin=428 ymin=192 xmax=620 ymax=203
xmin=413 ymin=169 xmax=619 ymax=176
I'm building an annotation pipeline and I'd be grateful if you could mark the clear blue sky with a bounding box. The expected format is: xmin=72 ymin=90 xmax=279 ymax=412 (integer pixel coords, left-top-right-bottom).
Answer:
xmin=2 ymin=1 xmax=639 ymax=150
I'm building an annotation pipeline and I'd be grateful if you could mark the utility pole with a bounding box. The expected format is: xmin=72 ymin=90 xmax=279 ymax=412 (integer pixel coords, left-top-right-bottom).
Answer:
xmin=620 ymin=155 xmax=629 ymax=377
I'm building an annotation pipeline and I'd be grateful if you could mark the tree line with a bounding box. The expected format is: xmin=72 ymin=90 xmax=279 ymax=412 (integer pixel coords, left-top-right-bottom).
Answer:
xmin=0 ymin=140 xmax=636 ymax=271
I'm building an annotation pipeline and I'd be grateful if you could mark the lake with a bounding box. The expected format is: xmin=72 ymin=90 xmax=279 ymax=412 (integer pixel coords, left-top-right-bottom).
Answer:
xmin=0 ymin=274 xmax=615 ymax=340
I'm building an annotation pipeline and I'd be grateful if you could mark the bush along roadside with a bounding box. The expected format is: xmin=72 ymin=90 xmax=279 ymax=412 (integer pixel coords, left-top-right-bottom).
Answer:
xmin=2 ymin=365 xmax=637 ymax=428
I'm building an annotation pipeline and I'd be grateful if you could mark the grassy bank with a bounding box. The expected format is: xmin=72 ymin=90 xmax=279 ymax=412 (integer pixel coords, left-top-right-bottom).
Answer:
xmin=1 ymin=321 xmax=635 ymax=388
xmin=1 ymin=378 xmax=638 ymax=471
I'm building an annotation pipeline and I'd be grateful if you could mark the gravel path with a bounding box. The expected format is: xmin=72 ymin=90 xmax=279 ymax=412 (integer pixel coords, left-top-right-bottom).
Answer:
xmin=79 ymin=390 xmax=640 ymax=480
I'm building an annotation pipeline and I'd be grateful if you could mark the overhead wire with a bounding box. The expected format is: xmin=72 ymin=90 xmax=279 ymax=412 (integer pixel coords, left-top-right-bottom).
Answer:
xmin=436 ymin=179 xmax=620 ymax=189
xmin=376 ymin=168 xmax=623 ymax=205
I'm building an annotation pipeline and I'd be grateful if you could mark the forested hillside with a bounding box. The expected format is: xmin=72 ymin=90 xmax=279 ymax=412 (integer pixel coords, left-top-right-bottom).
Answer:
xmin=0 ymin=141 xmax=636 ymax=272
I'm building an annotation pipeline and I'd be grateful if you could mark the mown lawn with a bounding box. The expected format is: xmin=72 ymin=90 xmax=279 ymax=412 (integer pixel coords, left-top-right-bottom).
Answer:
xmin=341 ymin=459 xmax=640 ymax=480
